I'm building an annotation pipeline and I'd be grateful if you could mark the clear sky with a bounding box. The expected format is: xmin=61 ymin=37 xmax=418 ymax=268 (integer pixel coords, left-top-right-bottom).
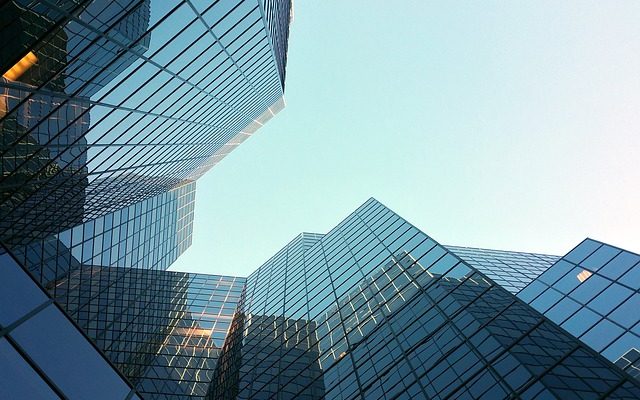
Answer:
xmin=170 ymin=1 xmax=640 ymax=276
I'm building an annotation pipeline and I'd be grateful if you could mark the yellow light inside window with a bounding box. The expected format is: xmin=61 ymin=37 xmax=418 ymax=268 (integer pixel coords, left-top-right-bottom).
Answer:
xmin=3 ymin=51 xmax=38 ymax=81
xmin=577 ymin=269 xmax=592 ymax=283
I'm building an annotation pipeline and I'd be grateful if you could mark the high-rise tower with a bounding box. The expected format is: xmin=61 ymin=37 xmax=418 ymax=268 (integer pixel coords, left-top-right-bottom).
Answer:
xmin=0 ymin=1 xmax=293 ymax=398
xmin=211 ymin=199 xmax=640 ymax=399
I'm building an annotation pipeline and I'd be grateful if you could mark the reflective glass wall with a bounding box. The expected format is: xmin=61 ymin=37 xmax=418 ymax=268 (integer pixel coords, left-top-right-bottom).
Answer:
xmin=1 ymin=244 xmax=244 ymax=399
xmin=51 ymin=267 xmax=245 ymax=398
xmin=0 ymin=1 xmax=292 ymax=398
xmin=519 ymin=239 xmax=640 ymax=380
xmin=446 ymin=245 xmax=559 ymax=294
xmin=0 ymin=248 xmax=141 ymax=400
xmin=210 ymin=199 xmax=640 ymax=399
xmin=1 ymin=0 xmax=292 ymax=244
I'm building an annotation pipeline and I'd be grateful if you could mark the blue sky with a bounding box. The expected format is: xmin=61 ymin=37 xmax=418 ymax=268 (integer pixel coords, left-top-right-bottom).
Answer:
xmin=170 ymin=1 xmax=640 ymax=276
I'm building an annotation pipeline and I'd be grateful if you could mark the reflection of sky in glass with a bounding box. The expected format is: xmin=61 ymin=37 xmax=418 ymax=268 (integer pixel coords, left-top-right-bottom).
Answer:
xmin=184 ymin=275 xmax=244 ymax=346
xmin=53 ymin=181 xmax=195 ymax=269
xmin=132 ymin=273 xmax=245 ymax=398
xmin=519 ymin=239 xmax=640 ymax=368
xmin=1 ymin=0 xmax=289 ymax=231
xmin=81 ymin=0 xmax=284 ymax=183
xmin=213 ymin=199 xmax=640 ymax=399
xmin=445 ymin=245 xmax=560 ymax=294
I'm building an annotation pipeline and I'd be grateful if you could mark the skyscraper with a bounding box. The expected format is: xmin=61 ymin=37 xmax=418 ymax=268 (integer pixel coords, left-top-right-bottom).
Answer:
xmin=1 ymin=0 xmax=292 ymax=243
xmin=448 ymin=239 xmax=640 ymax=378
xmin=444 ymin=245 xmax=560 ymax=294
xmin=211 ymin=199 xmax=640 ymax=399
xmin=1 ymin=0 xmax=293 ymax=398
xmin=2 ymin=1 xmax=638 ymax=399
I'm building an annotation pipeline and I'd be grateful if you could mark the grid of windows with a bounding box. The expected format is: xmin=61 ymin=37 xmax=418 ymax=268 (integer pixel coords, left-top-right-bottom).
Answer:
xmin=50 ymin=267 xmax=245 ymax=398
xmin=1 ymin=0 xmax=292 ymax=244
xmin=8 ymin=180 xmax=195 ymax=297
xmin=211 ymin=199 xmax=640 ymax=399
xmin=0 ymin=247 xmax=141 ymax=399
xmin=519 ymin=239 xmax=640 ymax=373
xmin=616 ymin=348 xmax=640 ymax=379
xmin=0 ymin=1 xmax=291 ymax=398
xmin=446 ymin=245 xmax=560 ymax=294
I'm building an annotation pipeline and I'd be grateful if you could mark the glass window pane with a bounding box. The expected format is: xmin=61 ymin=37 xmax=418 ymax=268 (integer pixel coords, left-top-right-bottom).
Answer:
xmin=545 ymin=296 xmax=581 ymax=324
xmin=531 ymin=288 xmax=563 ymax=313
xmin=11 ymin=305 xmax=131 ymax=400
xmin=587 ymin=284 xmax=633 ymax=316
xmin=0 ymin=338 xmax=59 ymax=399
xmin=599 ymin=252 xmax=640 ymax=280
xmin=620 ymin=264 xmax=640 ymax=289
xmin=0 ymin=254 xmax=49 ymax=326
xmin=518 ymin=280 xmax=547 ymax=303
xmin=581 ymin=245 xmax=621 ymax=272
xmin=581 ymin=320 xmax=624 ymax=352
xmin=569 ymin=274 xmax=610 ymax=304
xmin=539 ymin=260 xmax=573 ymax=286
xmin=562 ymin=307 xmax=601 ymax=337
xmin=609 ymin=293 xmax=640 ymax=329
xmin=564 ymin=240 xmax=601 ymax=264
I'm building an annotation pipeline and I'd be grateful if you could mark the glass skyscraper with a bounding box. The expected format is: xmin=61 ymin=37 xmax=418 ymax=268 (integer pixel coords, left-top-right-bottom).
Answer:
xmin=1 ymin=0 xmax=292 ymax=398
xmin=211 ymin=199 xmax=640 ymax=399
xmin=519 ymin=239 xmax=640 ymax=380
xmin=1 ymin=0 xmax=291 ymax=245
xmin=448 ymin=239 xmax=640 ymax=377
xmin=2 ymin=1 xmax=639 ymax=399
xmin=445 ymin=245 xmax=560 ymax=294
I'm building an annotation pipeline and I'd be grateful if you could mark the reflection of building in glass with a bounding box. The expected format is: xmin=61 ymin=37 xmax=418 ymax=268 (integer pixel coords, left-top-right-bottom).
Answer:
xmin=211 ymin=313 xmax=324 ymax=399
xmin=2 ymin=0 xmax=296 ymax=397
xmin=210 ymin=233 xmax=325 ymax=399
xmin=1 ymin=1 xmax=90 ymax=245
xmin=64 ymin=0 xmax=153 ymax=97
xmin=1 ymin=0 xmax=293 ymax=233
xmin=0 ymin=248 xmax=141 ymax=399
xmin=11 ymin=181 xmax=195 ymax=288
xmin=48 ymin=265 xmax=244 ymax=398
xmin=445 ymin=245 xmax=560 ymax=294
xmin=212 ymin=199 xmax=640 ymax=399
xmin=616 ymin=348 xmax=640 ymax=379
xmin=1 ymin=0 xmax=154 ymax=245
xmin=4 ymin=1 xmax=637 ymax=397
xmin=519 ymin=239 xmax=640 ymax=377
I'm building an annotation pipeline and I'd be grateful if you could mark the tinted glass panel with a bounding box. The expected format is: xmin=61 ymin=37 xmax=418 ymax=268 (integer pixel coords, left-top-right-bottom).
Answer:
xmin=0 ymin=338 xmax=60 ymax=400
xmin=11 ymin=305 xmax=131 ymax=400
xmin=0 ymin=253 xmax=48 ymax=326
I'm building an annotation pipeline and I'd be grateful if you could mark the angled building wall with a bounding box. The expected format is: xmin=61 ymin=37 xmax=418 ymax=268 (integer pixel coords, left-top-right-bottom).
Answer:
xmin=1 ymin=0 xmax=293 ymax=244
xmin=0 ymin=1 xmax=293 ymax=398
xmin=519 ymin=239 xmax=640 ymax=380
xmin=211 ymin=199 xmax=640 ymax=399
xmin=0 ymin=247 xmax=142 ymax=399
xmin=446 ymin=245 xmax=560 ymax=294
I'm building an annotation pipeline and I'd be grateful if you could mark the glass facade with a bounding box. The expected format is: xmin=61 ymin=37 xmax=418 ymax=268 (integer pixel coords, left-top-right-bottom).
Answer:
xmin=0 ymin=248 xmax=141 ymax=399
xmin=519 ymin=239 xmax=640 ymax=376
xmin=1 ymin=0 xmax=292 ymax=398
xmin=616 ymin=348 xmax=640 ymax=380
xmin=11 ymin=180 xmax=195 ymax=290
xmin=1 ymin=0 xmax=292 ymax=244
xmin=2 ymin=1 xmax=637 ymax=397
xmin=446 ymin=245 xmax=560 ymax=294
xmin=210 ymin=199 xmax=640 ymax=399
xmin=52 ymin=267 xmax=245 ymax=398
xmin=1 ymin=243 xmax=244 ymax=399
